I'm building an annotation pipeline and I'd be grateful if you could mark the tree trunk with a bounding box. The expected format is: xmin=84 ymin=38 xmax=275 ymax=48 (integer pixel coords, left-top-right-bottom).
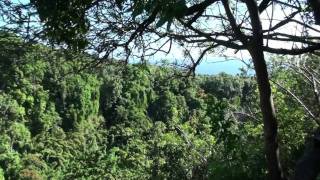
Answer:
xmin=244 ymin=0 xmax=286 ymax=178
xmin=249 ymin=47 xmax=286 ymax=180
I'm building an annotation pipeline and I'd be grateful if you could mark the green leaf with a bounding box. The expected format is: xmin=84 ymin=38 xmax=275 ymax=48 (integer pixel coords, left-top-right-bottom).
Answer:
xmin=132 ymin=1 xmax=145 ymax=18
xmin=115 ymin=0 xmax=124 ymax=9
xmin=156 ymin=16 xmax=169 ymax=28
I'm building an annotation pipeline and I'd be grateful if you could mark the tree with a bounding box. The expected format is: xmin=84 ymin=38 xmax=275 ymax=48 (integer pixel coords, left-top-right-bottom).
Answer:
xmin=269 ymin=54 xmax=320 ymax=180
xmin=2 ymin=0 xmax=320 ymax=179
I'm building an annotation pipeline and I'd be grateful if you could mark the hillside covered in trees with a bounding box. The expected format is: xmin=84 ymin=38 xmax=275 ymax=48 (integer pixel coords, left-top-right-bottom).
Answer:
xmin=0 ymin=33 xmax=319 ymax=179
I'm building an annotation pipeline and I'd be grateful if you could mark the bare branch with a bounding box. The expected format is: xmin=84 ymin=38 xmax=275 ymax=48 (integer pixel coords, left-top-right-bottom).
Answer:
xmin=271 ymin=80 xmax=320 ymax=126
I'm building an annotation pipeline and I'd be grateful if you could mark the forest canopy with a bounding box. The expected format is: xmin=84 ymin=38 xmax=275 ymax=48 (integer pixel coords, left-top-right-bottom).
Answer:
xmin=0 ymin=32 xmax=319 ymax=180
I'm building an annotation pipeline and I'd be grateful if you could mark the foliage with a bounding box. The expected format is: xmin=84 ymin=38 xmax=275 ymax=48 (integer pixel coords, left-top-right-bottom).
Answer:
xmin=0 ymin=34 xmax=317 ymax=179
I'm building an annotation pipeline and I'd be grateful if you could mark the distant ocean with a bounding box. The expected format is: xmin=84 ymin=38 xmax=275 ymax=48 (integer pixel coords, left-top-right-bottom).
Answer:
xmin=130 ymin=56 xmax=254 ymax=75
xmin=195 ymin=58 xmax=250 ymax=75
xmin=145 ymin=57 xmax=252 ymax=75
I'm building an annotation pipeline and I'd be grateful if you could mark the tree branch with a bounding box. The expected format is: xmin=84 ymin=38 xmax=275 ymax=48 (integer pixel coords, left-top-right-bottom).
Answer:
xmin=271 ymin=80 xmax=320 ymax=125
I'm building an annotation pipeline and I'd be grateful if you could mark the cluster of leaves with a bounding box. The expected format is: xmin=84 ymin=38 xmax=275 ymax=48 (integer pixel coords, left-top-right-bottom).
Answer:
xmin=0 ymin=33 xmax=316 ymax=179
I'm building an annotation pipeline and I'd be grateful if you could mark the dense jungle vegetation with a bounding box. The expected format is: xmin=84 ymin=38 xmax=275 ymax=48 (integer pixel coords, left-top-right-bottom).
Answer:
xmin=0 ymin=33 xmax=319 ymax=180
